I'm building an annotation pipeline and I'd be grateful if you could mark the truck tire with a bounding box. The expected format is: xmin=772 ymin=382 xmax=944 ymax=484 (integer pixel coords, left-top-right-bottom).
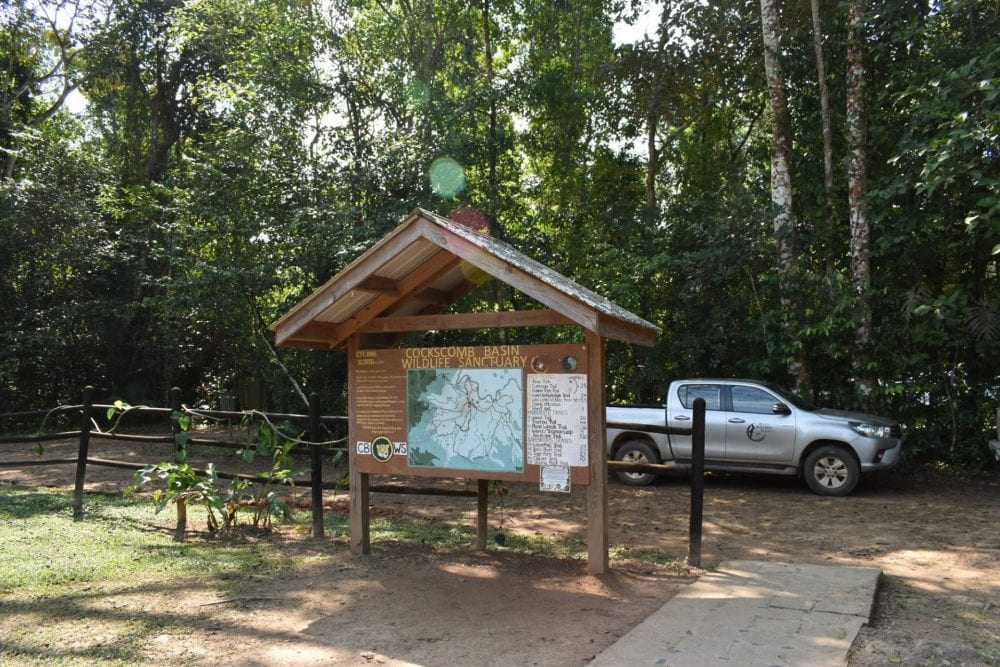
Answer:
xmin=614 ymin=440 xmax=659 ymax=486
xmin=803 ymin=445 xmax=860 ymax=496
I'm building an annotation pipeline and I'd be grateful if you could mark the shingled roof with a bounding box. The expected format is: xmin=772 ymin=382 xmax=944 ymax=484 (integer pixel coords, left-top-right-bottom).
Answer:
xmin=270 ymin=208 xmax=660 ymax=349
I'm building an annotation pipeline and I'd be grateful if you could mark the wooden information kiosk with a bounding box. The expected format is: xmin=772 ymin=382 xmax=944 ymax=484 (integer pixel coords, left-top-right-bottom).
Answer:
xmin=271 ymin=208 xmax=658 ymax=574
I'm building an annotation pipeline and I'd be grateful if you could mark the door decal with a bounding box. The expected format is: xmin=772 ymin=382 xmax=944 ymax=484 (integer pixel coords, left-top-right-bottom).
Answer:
xmin=746 ymin=423 xmax=773 ymax=442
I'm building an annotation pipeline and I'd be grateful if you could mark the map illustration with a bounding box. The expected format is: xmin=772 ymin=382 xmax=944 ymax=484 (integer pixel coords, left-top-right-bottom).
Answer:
xmin=407 ymin=368 xmax=524 ymax=473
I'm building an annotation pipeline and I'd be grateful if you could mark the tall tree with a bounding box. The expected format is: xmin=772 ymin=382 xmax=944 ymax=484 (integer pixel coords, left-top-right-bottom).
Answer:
xmin=759 ymin=0 xmax=807 ymax=386
xmin=846 ymin=0 xmax=871 ymax=394
xmin=810 ymin=0 xmax=834 ymax=216
xmin=759 ymin=0 xmax=794 ymax=274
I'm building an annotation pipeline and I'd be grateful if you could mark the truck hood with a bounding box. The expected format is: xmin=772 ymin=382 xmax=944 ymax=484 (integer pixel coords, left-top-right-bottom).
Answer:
xmin=814 ymin=408 xmax=896 ymax=426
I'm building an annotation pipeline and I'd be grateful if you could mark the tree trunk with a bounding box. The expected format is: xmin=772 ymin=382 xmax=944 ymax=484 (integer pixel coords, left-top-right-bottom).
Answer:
xmin=810 ymin=0 xmax=835 ymax=215
xmin=646 ymin=111 xmax=659 ymax=209
xmin=481 ymin=0 xmax=500 ymax=237
xmin=759 ymin=0 xmax=794 ymax=273
xmin=847 ymin=0 xmax=873 ymax=395
xmin=644 ymin=5 xmax=674 ymax=212
xmin=760 ymin=0 xmax=805 ymax=385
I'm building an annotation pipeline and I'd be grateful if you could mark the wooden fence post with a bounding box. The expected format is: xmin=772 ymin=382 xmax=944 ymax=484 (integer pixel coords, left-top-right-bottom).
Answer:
xmin=688 ymin=397 xmax=706 ymax=567
xmin=309 ymin=392 xmax=324 ymax=537
xmin=169 ymin=387 xmax=187 ymax=541
xmin=73 ymin=386 xmax=94 ymax=521
xmin=170 ymin=387 xmax=184 ymax=463
xmin=477 ymin=479 xmax=488 ymax=550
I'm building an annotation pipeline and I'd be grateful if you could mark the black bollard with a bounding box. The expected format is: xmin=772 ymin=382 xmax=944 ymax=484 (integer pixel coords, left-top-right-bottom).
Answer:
xmin=688 ymin=397 xmax=706 ymax=567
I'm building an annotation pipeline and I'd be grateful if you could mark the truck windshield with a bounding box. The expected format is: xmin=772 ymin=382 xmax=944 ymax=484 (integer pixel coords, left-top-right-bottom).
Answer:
xmin=764 ymin=383 xmax=818 ymax=411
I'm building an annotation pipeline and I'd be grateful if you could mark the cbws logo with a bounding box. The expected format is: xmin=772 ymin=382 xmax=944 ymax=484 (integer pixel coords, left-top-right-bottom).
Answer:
xmin=371 ymin=436 xmax=394 ymax=462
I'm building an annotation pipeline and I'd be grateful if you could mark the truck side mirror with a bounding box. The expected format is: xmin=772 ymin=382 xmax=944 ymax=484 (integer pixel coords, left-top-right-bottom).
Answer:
xmin=772 ymin=403 xmax=791 ymax=415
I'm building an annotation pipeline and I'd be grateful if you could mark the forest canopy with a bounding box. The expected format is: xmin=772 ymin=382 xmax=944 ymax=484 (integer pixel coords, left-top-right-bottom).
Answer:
xmin=2 ymin=0 xmax=998 ymax=467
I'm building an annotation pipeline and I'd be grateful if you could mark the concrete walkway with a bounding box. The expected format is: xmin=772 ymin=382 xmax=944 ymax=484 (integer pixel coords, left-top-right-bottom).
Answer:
xmin=589 ymin=560 xmax=881 ymax=667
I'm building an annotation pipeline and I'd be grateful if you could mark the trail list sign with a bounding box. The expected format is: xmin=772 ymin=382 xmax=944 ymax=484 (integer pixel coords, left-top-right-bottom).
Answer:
xmin=527 ymin=373 xmax=588 ymax=492
xmin=353 ymin=344 xmax=590 ymax=486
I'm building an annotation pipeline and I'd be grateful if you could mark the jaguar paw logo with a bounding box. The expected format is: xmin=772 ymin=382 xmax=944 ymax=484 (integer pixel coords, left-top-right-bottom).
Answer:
xmin=371 ymin=435 xmax=394 ymax=463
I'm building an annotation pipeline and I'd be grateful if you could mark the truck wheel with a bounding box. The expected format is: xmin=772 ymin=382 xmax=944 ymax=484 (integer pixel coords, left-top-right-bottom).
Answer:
xmin=614 ymin=440 xmax=659 ymax=486
xmin=803 ymin=445 xmax=860 ymax=496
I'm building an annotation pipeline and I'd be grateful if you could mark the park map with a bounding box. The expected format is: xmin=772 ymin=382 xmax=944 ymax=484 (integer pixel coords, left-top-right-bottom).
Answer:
xmin=407 ymin=368 xmax=525 ymax=473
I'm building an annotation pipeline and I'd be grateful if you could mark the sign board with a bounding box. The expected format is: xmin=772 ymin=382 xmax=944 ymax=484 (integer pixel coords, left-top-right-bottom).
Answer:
xmin=352 ymin=344 xmax=590 ymax=485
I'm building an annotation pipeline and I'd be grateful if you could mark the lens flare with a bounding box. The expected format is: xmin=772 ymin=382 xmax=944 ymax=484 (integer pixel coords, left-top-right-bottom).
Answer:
xmin=429 ymin=157 xmax=466 ymax=199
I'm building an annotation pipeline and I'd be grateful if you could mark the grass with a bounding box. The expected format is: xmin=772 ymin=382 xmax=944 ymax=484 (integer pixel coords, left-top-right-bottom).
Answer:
xmin=0 ymin=485 xmax=684 ymax=583
xmin=0 ymin=483 xmax=684 ymax=665
xmin=0 ymin=485 xmax=332 ymax=666
xmin=0 ymin=488 xmax=295 ymax=593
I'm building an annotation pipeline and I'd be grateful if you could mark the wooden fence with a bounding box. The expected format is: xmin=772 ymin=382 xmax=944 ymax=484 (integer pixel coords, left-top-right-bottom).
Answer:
xmin=1 ymin=387 xmax=486 ymax=538
xmin=2 ymin=388 xmax=705 ymax=562
xmin=0 ymin=386 xmax=358 ymax=536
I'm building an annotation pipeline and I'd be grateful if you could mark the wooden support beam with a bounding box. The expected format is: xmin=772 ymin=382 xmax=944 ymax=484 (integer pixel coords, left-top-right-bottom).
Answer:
xmin=356 ymin=275 xmax=401 ymax=296
xmin=272 ymin=220 xmax=429 ymax=346
xmin=586 ymin=331 xmax=608 ymax=575
xmin=372 ymin=261 xmax=491 ymax=344
xmin=407 ymin=263 xmax=490 ymax=318
xmin=596 ymin=314 xmax=658 ymax=349
xmin=416 ymin=219 xmax=603 ymax=334
xmin=347 ymin=335 xmax=370 ymax=554
xmin=330 ymin=251 xmax=463 ymax=346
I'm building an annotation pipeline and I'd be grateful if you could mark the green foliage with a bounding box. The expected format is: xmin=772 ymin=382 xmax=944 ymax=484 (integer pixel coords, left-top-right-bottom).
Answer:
xmin=2 ymin=0 xmax=997 ymax=467
xmin=127 ymin=415 xmax=304 ymax=536
xmin=129 ymin=461 xmax=226 ymax=532
xmin=234 ymin=420 xmax=303 ymax=528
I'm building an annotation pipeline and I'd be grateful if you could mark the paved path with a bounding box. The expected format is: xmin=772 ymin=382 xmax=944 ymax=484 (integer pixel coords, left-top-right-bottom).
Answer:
xmin=589 ymin=560 xmax=881 ymax=667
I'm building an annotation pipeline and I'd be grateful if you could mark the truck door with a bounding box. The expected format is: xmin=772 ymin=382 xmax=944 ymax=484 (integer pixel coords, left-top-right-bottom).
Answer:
xmin=724 ymin=384 xmax=796 ymax=462
xmin=668 ymin=383 xmax=727 ymax=460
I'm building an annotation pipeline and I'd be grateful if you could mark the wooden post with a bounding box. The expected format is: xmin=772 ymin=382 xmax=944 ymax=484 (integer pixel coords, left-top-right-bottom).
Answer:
xmin=689 ymin=398 xmax=706 ymax=567
xmin=175 ymin=499 xmax=187 ymax=542
xmin=168 ymin=386 xmax=187 ymax=540
xmin=170 ymin=387 xmax=184 ymax=463
xmin=309 ymin=392 xmax=324 ymax=537
xmin=72 ymin=386 xmax=94 ymax=521
xmin=347 ymin=335 xmax=370 ymax=554
xmin=477 ymin=479 xmax=489 ymax=550
xmin=586 ymin=332 xmax=608 ymax=575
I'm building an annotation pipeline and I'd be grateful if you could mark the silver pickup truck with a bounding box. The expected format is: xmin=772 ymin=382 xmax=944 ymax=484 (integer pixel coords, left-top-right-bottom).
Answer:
xmin=606 ymin=379 xmax=903 ymax=496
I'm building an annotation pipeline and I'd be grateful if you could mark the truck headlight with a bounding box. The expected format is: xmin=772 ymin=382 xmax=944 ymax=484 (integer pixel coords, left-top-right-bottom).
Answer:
xmin=851 ymin=422 xmax=892 ymax=438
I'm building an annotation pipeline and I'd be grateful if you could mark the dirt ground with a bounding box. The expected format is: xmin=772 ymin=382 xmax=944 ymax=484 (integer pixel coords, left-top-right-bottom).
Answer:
xmin=2 ymin=438 xmax=998 ymax=666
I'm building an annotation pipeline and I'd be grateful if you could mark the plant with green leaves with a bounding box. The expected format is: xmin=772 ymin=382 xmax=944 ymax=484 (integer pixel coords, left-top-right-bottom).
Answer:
xmin=119 ymin=399 xmax=205 ymax=540
xmin=128 ymin=413 xmax=306 ymax=537
xmin=128 ymin=461 xmax=226 ymax=541
xmin=171 ymin=407 xmax=192 ymax=463
xmin=234 ymin=420 xmax=304 ymax=529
